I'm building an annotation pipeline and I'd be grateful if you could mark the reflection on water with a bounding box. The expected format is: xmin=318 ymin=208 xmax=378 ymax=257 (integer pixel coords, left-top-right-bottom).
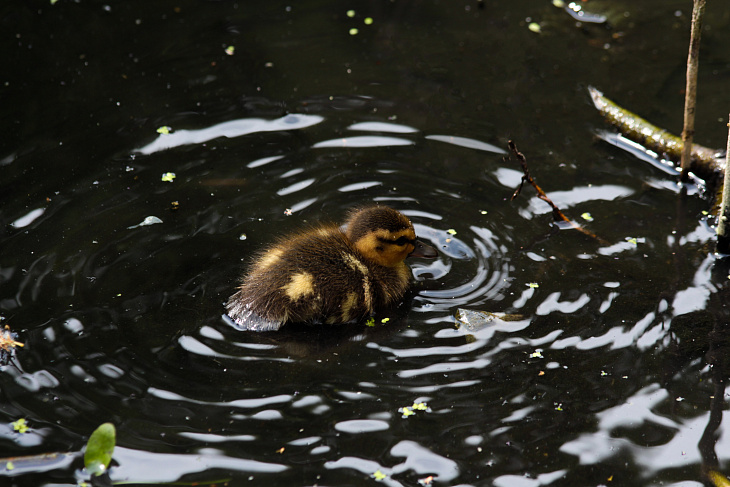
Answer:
xmin=3 ymin=0 xmax=730 ymax=486
xmin=1 ymin=96 xmax=725 ymax=486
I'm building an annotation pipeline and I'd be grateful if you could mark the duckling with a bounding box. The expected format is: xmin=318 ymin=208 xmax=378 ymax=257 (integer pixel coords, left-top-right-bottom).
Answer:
xmin=225 ymin=205 xmax=438 ymax=331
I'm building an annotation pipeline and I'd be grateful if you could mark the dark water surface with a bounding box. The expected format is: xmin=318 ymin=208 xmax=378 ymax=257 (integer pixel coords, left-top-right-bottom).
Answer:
xmin=3 ymin=0 xmax=730 ymax=485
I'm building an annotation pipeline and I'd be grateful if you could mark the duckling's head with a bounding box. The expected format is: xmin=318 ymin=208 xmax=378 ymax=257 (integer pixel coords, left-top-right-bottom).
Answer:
xmin=345 ymin=206 xmax=438 ymax=267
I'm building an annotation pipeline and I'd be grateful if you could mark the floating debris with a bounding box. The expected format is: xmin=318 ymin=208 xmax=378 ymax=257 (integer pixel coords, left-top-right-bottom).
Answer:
xmin=161 ymin=172 xmax=176 ymax=182
xmin=563 ymin=2 xmax=607 ymax=23
xmin=12 ymin=419 xmax=29 ymax=434
xmin=398 ymin=401 xmax=431 ymax=418
xmin=127 ymin=216 xmax=163 ymax=229
xmin=372 ymin=469 xmax=387 ymax=481
xmin=0 ymin=326 xmax=23 ymax=366
xmin=625 ymin=237 xmax=645 ymax=246
xmin=156 ymin=126 xmax=172 ymax=135
xmin=455 ymin=309 xmax=526 ymax=333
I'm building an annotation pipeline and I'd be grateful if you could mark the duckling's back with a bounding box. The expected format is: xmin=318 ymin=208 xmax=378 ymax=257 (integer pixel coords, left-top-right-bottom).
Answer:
xmin=226 ymin=225 xmax=411 ymax=331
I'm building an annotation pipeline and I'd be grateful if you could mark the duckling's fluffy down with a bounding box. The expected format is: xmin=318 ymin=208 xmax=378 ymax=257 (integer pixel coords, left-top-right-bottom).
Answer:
xmin=226 ymin=224 xmax=412 ymax=331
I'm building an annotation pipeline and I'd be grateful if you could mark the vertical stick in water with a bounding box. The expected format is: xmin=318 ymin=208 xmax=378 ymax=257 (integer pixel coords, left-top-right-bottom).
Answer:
xmin=716 ymin=116 xmax=730 ymax=254
xmin=680 ymin=0 xmax=706 ymax=182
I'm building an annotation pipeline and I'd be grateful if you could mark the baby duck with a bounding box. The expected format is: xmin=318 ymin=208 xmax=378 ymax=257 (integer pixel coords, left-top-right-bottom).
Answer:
xmin=226 ymin=205 xmax=438 ymax=331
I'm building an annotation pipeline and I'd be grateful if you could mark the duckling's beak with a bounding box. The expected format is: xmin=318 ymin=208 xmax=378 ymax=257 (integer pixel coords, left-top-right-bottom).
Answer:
xmin=409 ymin=239 xmax=438 ymax=259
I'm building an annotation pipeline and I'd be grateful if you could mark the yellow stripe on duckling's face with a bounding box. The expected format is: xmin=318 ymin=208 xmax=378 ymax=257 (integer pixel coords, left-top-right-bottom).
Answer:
xmin=282 ymin=271 xmax=316 ymax=301
xmin=353 ymin=228 xmax=417 ymax=268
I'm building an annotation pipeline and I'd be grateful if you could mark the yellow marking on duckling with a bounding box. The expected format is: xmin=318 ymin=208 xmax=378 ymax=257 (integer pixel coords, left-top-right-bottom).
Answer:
xmin=257 ymin=248 xmax=284 ymax=270
xmin=282 ymin=272 xmax=315 ymax=302
xmin=316 ymin=227 xmax=334 ymax=237
xmin=342 ymin=252 xmax=369 ymax=276
xmin=353 ymin=229 xmax=416 ymax=267
xmin=340 ymin=291 xmax=359 ymax=322
xmin=341 ymin=253 xmax=372 ymax=311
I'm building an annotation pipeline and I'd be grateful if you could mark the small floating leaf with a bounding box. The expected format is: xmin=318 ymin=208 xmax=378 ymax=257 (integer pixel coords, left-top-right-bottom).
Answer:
xmin=224 ymin=45 xmax=235 ymax=56
xmin=527 ymin=282 xmax=539 ymax=288
xmin=156 ymin=126 xmax=172 ymax=135
xmin=365 ymin=317 xmax=375 ymax=327
xmin=381 ymin=317 xmax=390 ymax=324
xmin=528 ymin=22 xmax=541 ymax=33
xmin=349 ymin=28 xmax=359 ymax=35
xmin=5 ymin=461 xmax=13 ymax=470
xmin=530 ymin=350 xmax=543 ymax=359
xmin=398 ymin=401 xmax=431 ymax=418
xmin=581 ymin=212 xmax=594 ymax=222
xmin=12 ymin=419 xmax=29 ymax=434
xmin=399 ymin=407 xmax=415 ymax=418
xmin=161 ymin=172 xmax=176 ymax=182
xmin=447 ymin=229 xmax=457 ymax=235
xmin=372 ymin=469 xmax=387 ymax=481
xmin=346 ymin=10 xmax=355 ymax=17
xmin=84 ymin=423 xmax=116 ymax=477
xmin=364 ymin=17 xmax=373 ymax=25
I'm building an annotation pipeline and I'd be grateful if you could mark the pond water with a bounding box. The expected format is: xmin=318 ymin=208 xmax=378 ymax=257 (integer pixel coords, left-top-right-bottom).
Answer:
xmin=3 ymin=0 xmax=730 ymax=485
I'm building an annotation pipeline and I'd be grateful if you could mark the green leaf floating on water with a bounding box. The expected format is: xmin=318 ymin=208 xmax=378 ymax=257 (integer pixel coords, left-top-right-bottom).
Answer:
xmin=84 ymin=423 xmax=116 ymax=476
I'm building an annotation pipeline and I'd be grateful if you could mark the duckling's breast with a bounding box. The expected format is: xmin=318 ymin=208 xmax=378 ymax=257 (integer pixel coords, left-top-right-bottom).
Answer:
xmin=226 ymin=226 xmax=411 ymax=329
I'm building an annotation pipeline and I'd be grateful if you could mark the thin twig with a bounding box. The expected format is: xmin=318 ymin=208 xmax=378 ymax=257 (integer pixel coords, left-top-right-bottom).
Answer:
xmin=508 ymin=140 xmax=608 ymax=244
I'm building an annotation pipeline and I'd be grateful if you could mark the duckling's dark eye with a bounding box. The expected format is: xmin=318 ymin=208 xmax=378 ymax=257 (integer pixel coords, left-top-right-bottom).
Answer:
xmin=394 ymin=236 xmax=411 ymax=246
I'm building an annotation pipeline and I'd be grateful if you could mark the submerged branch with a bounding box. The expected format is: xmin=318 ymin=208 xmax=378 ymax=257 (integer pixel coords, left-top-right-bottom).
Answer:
xmin=589 ymin=86 xmax=722 ymax=182
xmin=507 ymin=140 xmax=607 ymax=244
